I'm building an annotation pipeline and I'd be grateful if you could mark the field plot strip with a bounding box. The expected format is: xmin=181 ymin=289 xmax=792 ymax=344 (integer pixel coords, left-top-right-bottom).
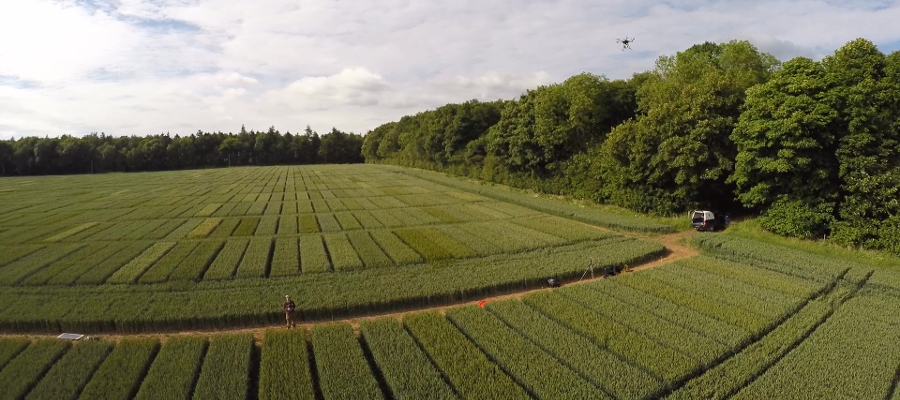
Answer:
xmin=78 ymin=338 xmax=160 ymax=400
xmin=360 ymin=319 xmax=458 ymax=400
xmin=404 ymin=312 xmax=531 ymax=400
xmin=0 ymin=340 xmax=71 ymax=400
xmin=730 ymin=293 xmax=900 ymax=399
xmin=24 ymin=340 xmax=112 ymax=400
xmin=192 ymin=333 xmax=253 ymax=400
xmin=133 ymin=336 xmax=207 ymax=400
xmin=487 ymin=300 xmax=662 ymax=400
xmin=311 ymin=324 xmax=384 ymax=400
xmin=259 ymin=329 xmax=316 ymax=400
xmin=446 ymin=306 xmax=611 ymax=399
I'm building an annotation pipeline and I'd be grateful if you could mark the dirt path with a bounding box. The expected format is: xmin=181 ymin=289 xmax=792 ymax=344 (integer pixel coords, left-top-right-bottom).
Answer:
xmin=1 ymin=229 xmax=699 ymax=341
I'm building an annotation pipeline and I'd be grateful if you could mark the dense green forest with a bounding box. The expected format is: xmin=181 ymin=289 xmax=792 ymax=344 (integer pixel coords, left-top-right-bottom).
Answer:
xmin=363 ymin=38 xmax=900 ymax=254
xmin=0 ymin=126 xmax=364 ymax=175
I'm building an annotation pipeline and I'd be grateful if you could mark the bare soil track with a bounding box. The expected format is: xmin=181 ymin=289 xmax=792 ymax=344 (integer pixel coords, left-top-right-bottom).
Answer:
xmin=2 ymin=228 xmax=700 ymax=340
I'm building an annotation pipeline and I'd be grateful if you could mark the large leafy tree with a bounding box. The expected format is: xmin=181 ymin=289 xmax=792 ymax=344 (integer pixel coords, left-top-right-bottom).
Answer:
xmin=485 ymin=73 xmax=633 ymax=176
xmin=824 ymin=39 xmax=900 ymax=247
xmin=729 ymin=57 xmax=839 ymax=237
xmin=599 ymin=40 xmax=779 ymax=213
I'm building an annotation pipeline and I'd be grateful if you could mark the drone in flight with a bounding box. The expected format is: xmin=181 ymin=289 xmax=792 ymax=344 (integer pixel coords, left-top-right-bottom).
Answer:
xmin=617 ymin=36 xmax=634 ymax=51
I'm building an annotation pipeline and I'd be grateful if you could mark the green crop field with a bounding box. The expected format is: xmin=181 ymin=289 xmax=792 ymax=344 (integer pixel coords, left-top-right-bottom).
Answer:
xmin=0 ymin=165 xmax=667 ymax=332
xmin=2 ymin=165 xmax=900 ymax=399
xmin=1 ymin=232 xmax=898 ymax=399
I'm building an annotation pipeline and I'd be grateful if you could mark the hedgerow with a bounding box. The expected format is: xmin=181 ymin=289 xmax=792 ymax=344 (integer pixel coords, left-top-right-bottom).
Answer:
xmin=133 ymin=336 xmax=207 ymax=400
xmin=0 ymin=340 xmax=70 ymax=400
xmin=259 ymin=329 xmax=316 ymax=400
xmin=404 ymin=312 xmax=529 ymax=399
xmin=311 ymin=324 xmax=384 ymax=400
xmin=204 ymin=238 xmax=249 ymax=280
xmin=487 ymin=300 xmax=662 ymax=400
xmin=192 ymin=334 xmax=253 ymax=400
xmin=25 ymin=340 xmax=112 ymax=400
xmin=299 ymin=235 xmax=331 ymax=273
xmin=447 ymin=306 xmax=609 ymax=399
xmin=78 ymin=338 xmax=160 ymax=400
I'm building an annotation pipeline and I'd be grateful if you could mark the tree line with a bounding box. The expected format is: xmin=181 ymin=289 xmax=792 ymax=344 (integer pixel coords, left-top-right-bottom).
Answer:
xmin=0 ymin=126 xmax=364 ymax=175
xmin=363 ymin=39 xmax=900 ymax=254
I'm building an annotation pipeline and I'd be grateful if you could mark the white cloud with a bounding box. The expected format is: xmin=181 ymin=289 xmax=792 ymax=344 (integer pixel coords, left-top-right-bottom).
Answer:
xmin=1 ymin=0 xmax=899 ymax=139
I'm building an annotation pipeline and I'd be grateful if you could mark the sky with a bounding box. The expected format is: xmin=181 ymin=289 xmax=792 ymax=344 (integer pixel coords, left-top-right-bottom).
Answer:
xmin=1 ymin=0 xmax=899 ymax=140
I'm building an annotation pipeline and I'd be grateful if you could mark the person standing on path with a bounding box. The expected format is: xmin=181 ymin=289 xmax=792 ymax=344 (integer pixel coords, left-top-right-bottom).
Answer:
xmin=283 ymin=295 xmax=297 ymax=328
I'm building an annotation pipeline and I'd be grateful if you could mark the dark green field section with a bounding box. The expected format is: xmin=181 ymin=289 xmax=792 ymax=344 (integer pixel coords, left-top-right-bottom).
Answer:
xmin=0 ymin=165 xmax=670 ymax=333
xmin=1 ymin=235 xmax=898 ymax=400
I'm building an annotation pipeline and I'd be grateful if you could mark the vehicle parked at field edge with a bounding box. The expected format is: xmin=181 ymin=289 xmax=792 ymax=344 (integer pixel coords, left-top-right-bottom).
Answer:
xmin=691 ymin=210 xmax=730 ymax=231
